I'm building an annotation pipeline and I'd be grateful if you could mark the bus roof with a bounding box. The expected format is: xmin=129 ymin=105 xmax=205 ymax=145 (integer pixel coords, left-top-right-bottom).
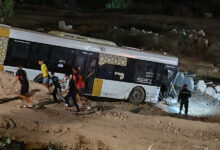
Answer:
xmin=1 ymin=24 xmax=178 ymax=66
xmin=48 ymin=31 xmax=117 ymax=47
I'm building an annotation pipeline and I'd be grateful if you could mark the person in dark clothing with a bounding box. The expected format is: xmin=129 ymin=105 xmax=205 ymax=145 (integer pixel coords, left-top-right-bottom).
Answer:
xmin=178 ymin=84 xmax=192 ymax=116
xmin=64 ymin=67 xmax=80 ymax=112
xmin=50 ymin=72 xmax=61 ymax=103
xmin=12 ymin=65 xmax=31 ymax=107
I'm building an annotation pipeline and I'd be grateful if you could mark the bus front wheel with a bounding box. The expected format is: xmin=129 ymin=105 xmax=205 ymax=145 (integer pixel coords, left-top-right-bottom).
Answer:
xmin=129 ymin=87 xmax=145 ymax=105
xmin=34 ymin=75 xmax=43 ymax=83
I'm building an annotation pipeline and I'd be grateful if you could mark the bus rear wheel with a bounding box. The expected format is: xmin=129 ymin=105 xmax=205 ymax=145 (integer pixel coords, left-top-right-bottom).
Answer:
xmin=129 ymin=87 xmax=145 ymax=105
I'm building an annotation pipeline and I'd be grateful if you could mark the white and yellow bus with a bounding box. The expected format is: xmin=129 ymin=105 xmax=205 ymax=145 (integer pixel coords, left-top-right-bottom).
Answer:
xmin=0 ymin=24 xmax=178 ymax=104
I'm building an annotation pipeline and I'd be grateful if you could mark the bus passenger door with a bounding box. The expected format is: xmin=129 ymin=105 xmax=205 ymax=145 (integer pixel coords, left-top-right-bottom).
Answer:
xmin=74 ymin=51 xmax=98 ymax=94
xmin=161 ymin=64 xmax=178 ymax=98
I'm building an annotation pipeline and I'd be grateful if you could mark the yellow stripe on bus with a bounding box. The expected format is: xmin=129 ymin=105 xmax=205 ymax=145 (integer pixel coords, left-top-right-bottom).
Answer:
xmin=0 ymin=65 xmax=4 ymax=71
xmin=92 ymin=78 xmax=103 ymax=96
xmin=0 ymin=27 xmax=10 ymax=38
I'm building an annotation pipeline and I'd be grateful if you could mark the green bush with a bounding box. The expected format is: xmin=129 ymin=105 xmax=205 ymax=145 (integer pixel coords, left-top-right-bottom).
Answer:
xmin=0 ymin=0 xmax=14 ymax=19
xmin=106 ymin=0 xmax=127 ymax=8
xmin=206 ymin=44 xmax=220 ymax=65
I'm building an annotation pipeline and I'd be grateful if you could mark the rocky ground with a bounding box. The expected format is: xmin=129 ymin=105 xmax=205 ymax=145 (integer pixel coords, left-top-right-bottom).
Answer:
xmin=0 ymin=71 xmax=220 ymax=150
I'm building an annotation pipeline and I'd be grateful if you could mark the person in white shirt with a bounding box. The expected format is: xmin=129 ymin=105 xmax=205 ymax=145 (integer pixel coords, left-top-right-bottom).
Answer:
xmin=61 ymin=74 xmax=71 ymax=96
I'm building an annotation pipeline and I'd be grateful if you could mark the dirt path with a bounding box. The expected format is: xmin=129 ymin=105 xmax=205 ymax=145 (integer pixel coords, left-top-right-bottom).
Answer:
xmin=0 ymin=100 xmax=220 ymax=150
xmin=0 ymin=73 xmax=220 ymax=150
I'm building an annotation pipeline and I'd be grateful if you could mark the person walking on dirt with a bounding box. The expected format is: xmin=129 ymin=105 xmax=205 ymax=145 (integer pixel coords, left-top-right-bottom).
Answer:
xmin=73 ymin=67 xmax=85 ymax=108
xmin=61 ymin=74 xmax=71 ymax=96
xmin=178 ymin=84 xmax=191 ymax=116
xmin=64 ymin=67 xmax=80 ymax=112
xmin=50 ymin=72 xmax=62 ymax=103
xmin=38 ymin=60 xmax=49 ymax=90
xmin=12 ymin=65 xmax=31 ymax=107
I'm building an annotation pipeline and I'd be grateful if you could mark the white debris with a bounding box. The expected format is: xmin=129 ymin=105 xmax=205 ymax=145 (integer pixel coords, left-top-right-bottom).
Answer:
xmin=174 ymin=73 xmax=194 ymax=91
xmin=154 ymin=33 xmax=159 ymax=37
xmin=59 ymin=21 xmax=66 ymax=30
xmin=165 ymin=97 xmax=178 ymax=105
xmin=66 ymin=25 xmax=73 ymax=30
xmin=182 ymin=31 xmax=187 ymax=36
xmin=172 ymin=28 xmax=177 ymax=33
xmin=135 ymin=29 xmax=140 ymax=32
xmin=198 ymin=30 xmax=206 ymax=37
xmin=146 ymin=31 xmax=153 ymax=34
xmin=204 ymin=12 xmax=213 ymax=18
xmin=113 ymin=26 xmax=118 ymax=30
xmin=197 ymin=80 xmax=207 ymax=93
xmin=174 ymin=73 xmax=184 ymax=88
xmin=215 ymin=93 xmax=220 ymax=101
xmin=130 ymin=27 xmax=136 ymax=32
xmin=141 ymin=30 xmax=146 ymax=34
xmin=59 ymin=21 xmax=73 ymax=31
xmin=206 ymin=87 xmax=216 ymax=98
xmin=215 ymin=86 xmax=220 ymax=93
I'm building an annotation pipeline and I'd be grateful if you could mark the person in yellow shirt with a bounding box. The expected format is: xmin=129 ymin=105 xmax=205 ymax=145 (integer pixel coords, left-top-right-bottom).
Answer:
xmin=38 ymin=60 xmax=49 ymax=89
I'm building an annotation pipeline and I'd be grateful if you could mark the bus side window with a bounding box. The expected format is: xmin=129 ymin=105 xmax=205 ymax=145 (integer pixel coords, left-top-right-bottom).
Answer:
xmin=97 ymin=64 xmax=115 ymax=80
xmin=75 ymin=53 xmax=86 ymax=75
xmin=48 ymin=46 xmax=74 ymax=73
xmin=154 ymin=63 xmax=164 ymax=86
xmin=27 ymin=43 xmax=51 ymax=69
xmin=6 ymin=39 xmax=31 ymax=67
xmin=11 ymin=40 xmax=30 ymax=59
xmin=133 ymin=60 xmax=156 ymax=85
xmin=114 ymin=65 xmax=126 ymax=80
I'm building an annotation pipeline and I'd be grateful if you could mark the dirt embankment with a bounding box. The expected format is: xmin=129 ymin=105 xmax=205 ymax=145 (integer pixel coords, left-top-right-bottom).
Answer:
xmin=0 ymin=71 xmax=220 ymax=150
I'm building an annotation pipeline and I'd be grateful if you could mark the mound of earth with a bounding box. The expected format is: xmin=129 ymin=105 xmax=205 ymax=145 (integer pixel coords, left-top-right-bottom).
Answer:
xmin=0 ymin=71 xmax=220 ymax=150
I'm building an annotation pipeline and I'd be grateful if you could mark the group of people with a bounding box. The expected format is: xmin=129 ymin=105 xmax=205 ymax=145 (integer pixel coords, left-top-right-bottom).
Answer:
xmin=13 ymin=60 xmax=85 ymax=112
xmin=13 ymin=59 xmax=192 ymax=115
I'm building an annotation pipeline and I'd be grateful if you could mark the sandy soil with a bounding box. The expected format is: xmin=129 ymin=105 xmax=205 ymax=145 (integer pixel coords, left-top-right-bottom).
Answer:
xmin=0 ymin=71 xmax=220 ymax=150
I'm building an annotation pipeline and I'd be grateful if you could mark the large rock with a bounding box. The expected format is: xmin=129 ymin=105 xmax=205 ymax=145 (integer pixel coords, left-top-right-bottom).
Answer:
xmin=174 ymin=73 xmax=184 ymax=88
xmin=174 ymin=73 xmax=194 ymax=92
xmin=215 ymin=86 xmax=220 ymax=93
xmin=215 ymin=93 xmax=220 ymax=101
xmin=206 ymin=87 xmax=216 ymax=98
xmin=59 ymin=21 xmax=66 ymax=30
xmin=215 ymin=86 xmax=220 ymax=101
xmin=197 ymin=80 xmax=207 ymax=93
xmin=58 ymin=21 xmax=73 ymax=31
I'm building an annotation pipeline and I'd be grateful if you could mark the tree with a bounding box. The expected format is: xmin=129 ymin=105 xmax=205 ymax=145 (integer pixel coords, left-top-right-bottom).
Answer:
xmin=106 ymin=0 xmax=127 ymax=8
xmin=68 ymin=0 xmax=78 ymax=10
xmin=0 ymin=0 xmax=14 ymax=20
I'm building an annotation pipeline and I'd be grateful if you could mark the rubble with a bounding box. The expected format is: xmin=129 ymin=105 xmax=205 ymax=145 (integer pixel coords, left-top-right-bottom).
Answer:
xmin=174 ymin=73 xmax=194 ymax=92
xmin=205 ymin=87 xmax=216 ymax=98
xmin=215 ymin=93 xmax=220 ymax=101
xmin=215 ymin=86 xmax=220 ymax=92
xmin=197 ymin=80 xmax=207 ymax=93
xmin=198 ymin=30 xmax=206 ymax=37
xmin=58 ymin=21 xmax=73 ymax=31
xmin=204 ymin=12 xmax=213 ymax=18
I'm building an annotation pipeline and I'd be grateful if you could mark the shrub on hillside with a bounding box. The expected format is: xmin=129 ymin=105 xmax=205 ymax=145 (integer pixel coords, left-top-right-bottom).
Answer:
xmin=0 ymin=0 xmax=14 ymax=19
xmin=206 ymin=44 xmax=220 ymax=65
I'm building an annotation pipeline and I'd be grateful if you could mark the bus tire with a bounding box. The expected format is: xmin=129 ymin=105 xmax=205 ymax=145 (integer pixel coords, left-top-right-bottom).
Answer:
xmin=129 ymin=87 xmax=145 ymax=105
xmin=34 ymin=74 xmax=43 ymax=83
